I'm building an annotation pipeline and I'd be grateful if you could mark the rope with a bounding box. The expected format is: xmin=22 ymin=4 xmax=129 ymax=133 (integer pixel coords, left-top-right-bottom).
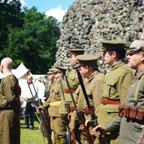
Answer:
xmin=19 ymin=114 xmax=29 ymax=117
xmin=19 ymin=112 xmax=40 ymax=123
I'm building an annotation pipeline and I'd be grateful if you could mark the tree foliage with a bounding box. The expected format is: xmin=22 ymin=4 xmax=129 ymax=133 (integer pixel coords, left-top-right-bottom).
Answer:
xmin=0 ymin=0 xmax=24 ymax=49
xmin=0 ymin=3 xmax=61 ymax=74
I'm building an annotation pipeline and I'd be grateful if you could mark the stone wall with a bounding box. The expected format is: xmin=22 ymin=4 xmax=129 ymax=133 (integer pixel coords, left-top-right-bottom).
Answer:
xmin=54 ymin=0 xmax=144 ymax=74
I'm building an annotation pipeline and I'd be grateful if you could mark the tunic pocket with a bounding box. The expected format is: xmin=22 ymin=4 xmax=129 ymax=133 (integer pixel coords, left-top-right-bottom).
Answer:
xmin=106 ymin=77 xmax=119 ymax=96
xmin=86 ymin=89 xmax=93 ymax=100
xmin=68 ymin=72 xmax=76 ymax=81
xmin=53 ymin=88 xmax=59 ymax=95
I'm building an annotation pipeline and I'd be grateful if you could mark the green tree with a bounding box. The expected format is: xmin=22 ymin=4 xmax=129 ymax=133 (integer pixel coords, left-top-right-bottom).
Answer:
xmin=4 ymin=7 xmax=61 ymax=74
xmin=0 ymin=0 xmax=24 ymax=50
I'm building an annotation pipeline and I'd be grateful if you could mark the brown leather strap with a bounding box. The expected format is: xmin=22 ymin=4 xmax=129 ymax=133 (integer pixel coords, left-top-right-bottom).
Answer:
xmin=71 ymin=106 xmax=75 ymax=112
xmin=64 ymin=89 xmax=76 ymax=93
xmin=83 ymin=107 xmax=95 ymax=114
xmin=101 ymin=98 xmax=121 ymax=105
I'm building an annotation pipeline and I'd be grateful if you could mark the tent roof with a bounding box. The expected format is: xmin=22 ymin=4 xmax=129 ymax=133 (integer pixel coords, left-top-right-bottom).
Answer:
xmin=0 ymin=63 xmax=46 ymax=80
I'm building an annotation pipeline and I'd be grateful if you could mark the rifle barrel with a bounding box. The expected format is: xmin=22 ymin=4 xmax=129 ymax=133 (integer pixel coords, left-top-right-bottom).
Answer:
xmin=64 ymin=75 xmax=79 ymax=113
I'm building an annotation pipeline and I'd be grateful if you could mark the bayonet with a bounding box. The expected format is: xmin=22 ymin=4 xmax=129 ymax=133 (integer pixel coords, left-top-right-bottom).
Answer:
xmin=76 ymin=69 xmax=105 ymax=144
xmin=59 ymin=76 xmax=76 ymax=144
xmin=27 ymin=80 xmax=52 ymax=144
xmin=65 ymin=75 xmax=78 ymax=113
xmin=59 ymin=76 xmax=66 ymax=105
xmin=76 ymin=69 xmax=97 ymax=125
xmin=64 ymin=75 xmax=93 ymax=144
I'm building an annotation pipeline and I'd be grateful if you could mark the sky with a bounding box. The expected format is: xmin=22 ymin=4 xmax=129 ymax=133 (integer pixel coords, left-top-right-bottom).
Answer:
xmin=20 ymin=0 xmax=77 ymax=22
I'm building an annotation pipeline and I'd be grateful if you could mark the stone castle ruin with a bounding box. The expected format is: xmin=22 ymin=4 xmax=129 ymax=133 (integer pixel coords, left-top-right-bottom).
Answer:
xmin=54 ymin=0 xmax=144 ymax=74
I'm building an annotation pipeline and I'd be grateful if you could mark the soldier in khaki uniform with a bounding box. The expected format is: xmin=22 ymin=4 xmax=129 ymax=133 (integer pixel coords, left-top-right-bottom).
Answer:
xmin=48 ymin=68 xmax=57 ymax=84
xmin=76 ymin=55 xmax=105 ymax=144
xmin=59 ymin=49 xmax=84 ymax=114
xmin=47 ymin=70 xmax=54 ymax=82
xmin=38 ymin=66 xmax=67 ymax=144
xmin=69 ymin=67 xmax=88 ymax=144
xmin=93 ymin=34 xmax=144 ymax=144
xmin=95 ymin=40 xmax=134 ymax=144
xmin=0 ymin=57 xmax=20 ymax=144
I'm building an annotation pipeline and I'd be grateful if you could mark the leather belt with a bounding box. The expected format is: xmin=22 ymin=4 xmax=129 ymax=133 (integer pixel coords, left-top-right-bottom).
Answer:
xmin=83 ymin=106 xmax=95 ymax=114
xmin=0 ymin=108 xmax=13 ymax=110
xmin=119 ymin=105 xmax=144 ymax=121
xmin=71 ymin=106 xmax=75 ymax=112
xmin=64 ymin=89 xmax=76 ymax=93
xmin=101 ymin=98 xmax=121 ymax=105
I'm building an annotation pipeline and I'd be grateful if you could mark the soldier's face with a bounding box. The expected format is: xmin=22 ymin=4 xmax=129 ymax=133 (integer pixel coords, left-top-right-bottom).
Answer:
xmin=102 ymin=51 xmax=115 ymax=66
xmin=80 ymin=66 xmax=89 ymax=78
xmin=48 ymin=82 xmax=52 ymax=88
xmin=0 ymin=65 xmax=3 ymax=73
xmin=127 ymin=51 xmax=142 ymax=70
xmin=70 ymin=55 xmax=77 ymax=66
xmin=54 ymin=72 xmax=61 ymax=79
xmin=27 ymin=77 xmax=32 ymax=83
xmin=49 ymin=74 xmax=54 ymax=80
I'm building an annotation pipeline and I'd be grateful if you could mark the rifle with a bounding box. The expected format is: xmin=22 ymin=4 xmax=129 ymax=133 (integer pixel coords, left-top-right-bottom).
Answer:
xmin=65 ymin=75 xmax=93 ymax=144
xmin=76 ymin=69 xmax=105 ymax=144
xmin=59 ymin=76 xmax=76 ymax=144
xmin=27 ymin=81 xmax=52 ymax=144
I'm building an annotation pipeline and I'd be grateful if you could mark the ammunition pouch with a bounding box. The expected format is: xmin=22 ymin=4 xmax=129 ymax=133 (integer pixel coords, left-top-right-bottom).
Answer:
xmin=118 ymin=105 xmax=124 ymax=117
xmin=123 ymin=106 xmax=130 ymax=118
xmin=136 ymin=108 xmax=144 ymax=121
xmin=118 ymin=105 xmax=144 ymax=121
xmin=129 ymin=107 xmax=137 ymax=119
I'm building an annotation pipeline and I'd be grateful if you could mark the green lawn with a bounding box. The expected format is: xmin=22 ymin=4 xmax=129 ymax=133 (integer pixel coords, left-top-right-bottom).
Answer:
xmin=20 ymin=119 xmax=49 ymax=144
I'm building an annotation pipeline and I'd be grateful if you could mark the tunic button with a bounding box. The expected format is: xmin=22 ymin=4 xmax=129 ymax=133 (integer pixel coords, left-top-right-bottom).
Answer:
xmin=132 ymin=84 xmax=133 ymax=87
xmin=140 ymin=136 xmax=142 ymax=138
xmin=138 ymin=141 xmax=140 ymax=144
xmin=141 ymin=125 xmax=144 ymax=128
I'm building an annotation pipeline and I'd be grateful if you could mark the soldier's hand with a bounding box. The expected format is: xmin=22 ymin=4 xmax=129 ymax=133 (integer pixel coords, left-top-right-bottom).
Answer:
xmin=70 ymin=129 xmax=74 ymax=133
xmin=38 ymin=106 xmax=42 ymax=111
xmin=24 ymin=97 xmax=29 ymax=102
xmin=93 ymin=125 xmax=107 ymax=137
xmin=85 ymin=119 xmax=91 ymax=127
xmin=67 ymin=113 xmax=71 ymax=120
xmin=81 ymin=124 xmax=84 ymax=130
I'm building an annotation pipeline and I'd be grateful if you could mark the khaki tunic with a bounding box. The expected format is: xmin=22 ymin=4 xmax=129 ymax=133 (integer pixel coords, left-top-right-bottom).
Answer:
xmin=59 ymin=68 xmax=80 ymax=114
xmin=106 ymin=67 xmax=144 ymax=144
xmin=69 ymin=78 xmax=88 ymax=144
xmin=84 ymin=71 xmax=105 ymax=140
xmin=41 ymin=81 xmax=58 ymax=111
xmin=0 ymin=75 xmax=20 ymax=144
xmin=84 ymin=71 xmax=105 ymax=110
xmin=71 ymin=70 xmax=104 ymax=144
xmin=69 ymin=78 xmax=88 ymax=131
xmin=97 ymin=61 xmax=134 ymax=143
xmin=41 ymin=78 xmax=67 ymax=138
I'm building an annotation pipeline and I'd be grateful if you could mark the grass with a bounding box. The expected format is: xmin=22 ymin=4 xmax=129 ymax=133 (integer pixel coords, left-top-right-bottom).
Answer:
xmin=20 ymin=118 xmax=48 ymax=144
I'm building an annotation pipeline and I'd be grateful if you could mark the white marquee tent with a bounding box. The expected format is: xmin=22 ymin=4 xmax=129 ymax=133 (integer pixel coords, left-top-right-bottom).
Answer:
xmin=0 ymin=63 xmax=46 ymax=104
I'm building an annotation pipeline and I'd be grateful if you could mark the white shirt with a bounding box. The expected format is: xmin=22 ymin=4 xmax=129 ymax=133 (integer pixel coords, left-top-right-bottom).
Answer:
xmin=19 ymin=79 xmax=45 ymax=107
